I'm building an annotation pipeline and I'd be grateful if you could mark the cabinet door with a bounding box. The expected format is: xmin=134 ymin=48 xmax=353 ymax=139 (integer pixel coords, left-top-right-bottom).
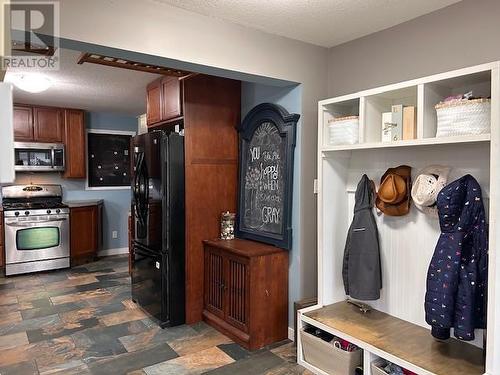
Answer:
xmin=70 ymin=206 xmax=98 ymax=260
xmin=204 ymin=247 xmax=226 ymax=319
xmin=34 ymin=107 xmax=64 ymax=142
xmin=161 ymin=76 xmax=182 ymax=121
xmin=13 ymin=105 xmax=34 ymax=141
xmin=225 ymin=254 xmax=250 ymax=333
xmin=146 ymin=79 xmax=162 ymax=126
xmin=63 ymin=109 xmax=86 ymax=178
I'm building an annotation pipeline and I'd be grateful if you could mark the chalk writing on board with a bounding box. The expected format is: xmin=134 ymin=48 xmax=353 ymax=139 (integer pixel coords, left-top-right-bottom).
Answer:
xmin=242 ymin=121 xmax=284 ymax=234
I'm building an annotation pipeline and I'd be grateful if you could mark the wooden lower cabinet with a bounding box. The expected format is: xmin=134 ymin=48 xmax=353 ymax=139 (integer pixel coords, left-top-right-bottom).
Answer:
xmin=202 ymin=239 xmax=288 ymax=350
xmin=70 ymin=204 xmax=102 ymax=266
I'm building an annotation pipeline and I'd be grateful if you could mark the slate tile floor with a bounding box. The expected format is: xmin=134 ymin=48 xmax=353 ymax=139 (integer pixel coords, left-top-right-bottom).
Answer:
xmin=0 ymin=255 xmax=311 ymax=375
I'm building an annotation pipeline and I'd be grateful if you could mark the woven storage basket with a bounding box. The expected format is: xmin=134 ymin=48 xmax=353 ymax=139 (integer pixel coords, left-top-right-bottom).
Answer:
xmin=328 ymin=116 xmax=359 ymax=145
xmin=300 ymin=330 xmax=362 ymax=375
xmin=435 ymin=98 xmax=490 ymax=137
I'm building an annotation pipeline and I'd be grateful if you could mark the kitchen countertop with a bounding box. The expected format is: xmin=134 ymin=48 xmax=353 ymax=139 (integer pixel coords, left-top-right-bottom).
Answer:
xmin=64 ymin=199 xmax=104 ymax=208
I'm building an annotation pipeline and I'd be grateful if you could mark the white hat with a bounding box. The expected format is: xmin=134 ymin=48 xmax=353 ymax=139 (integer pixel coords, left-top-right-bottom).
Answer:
xmin=411 ymin=165 xmax=451 ymax=217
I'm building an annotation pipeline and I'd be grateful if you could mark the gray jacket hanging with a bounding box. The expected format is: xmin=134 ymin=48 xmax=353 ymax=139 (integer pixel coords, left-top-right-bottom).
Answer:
xmin=342 ymin=174 xmax=382 ymax=300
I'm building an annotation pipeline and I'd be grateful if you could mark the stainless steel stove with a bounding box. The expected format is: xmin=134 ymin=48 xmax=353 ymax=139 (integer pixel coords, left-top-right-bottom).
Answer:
xmin=2 ymin=185 xmax=70 ymax=276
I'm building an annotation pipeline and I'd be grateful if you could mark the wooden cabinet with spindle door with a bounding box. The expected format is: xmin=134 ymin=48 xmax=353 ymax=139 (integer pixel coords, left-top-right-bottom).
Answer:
xmin=203 ymin=239 xmax=288 ymax=351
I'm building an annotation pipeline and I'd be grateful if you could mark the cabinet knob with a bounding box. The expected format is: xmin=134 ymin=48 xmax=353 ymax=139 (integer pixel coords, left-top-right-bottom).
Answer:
xmin=265 ymin=289 xmax=270 ymax=297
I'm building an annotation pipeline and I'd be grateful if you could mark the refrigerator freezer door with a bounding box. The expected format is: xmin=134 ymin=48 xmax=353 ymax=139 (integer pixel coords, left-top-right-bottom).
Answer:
xmin=132 ymin=246 xmax=162 ymax=322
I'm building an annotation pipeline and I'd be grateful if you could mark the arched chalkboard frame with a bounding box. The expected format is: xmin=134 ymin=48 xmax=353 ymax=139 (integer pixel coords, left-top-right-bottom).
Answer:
xmin=236 ymin=103 xmax=300 ymax=250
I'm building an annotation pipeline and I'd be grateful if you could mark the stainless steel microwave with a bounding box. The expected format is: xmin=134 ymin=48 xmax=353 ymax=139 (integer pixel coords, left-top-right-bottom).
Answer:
xmin=14 ymin=142 xmax=65 ymax=172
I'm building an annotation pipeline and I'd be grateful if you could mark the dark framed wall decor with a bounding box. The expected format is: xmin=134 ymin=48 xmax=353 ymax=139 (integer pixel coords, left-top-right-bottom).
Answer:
xmin=87 ymin=130 xmax=135 ymax=189
xmin=236 ymin=103 xmax=300 ymax=250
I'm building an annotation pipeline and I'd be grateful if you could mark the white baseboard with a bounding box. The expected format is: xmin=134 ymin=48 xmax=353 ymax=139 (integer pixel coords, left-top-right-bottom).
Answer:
xmin=98 ymin=247 xmax=129 ymax=257
xmin=288 ymin=327 xmax=295 ymax=341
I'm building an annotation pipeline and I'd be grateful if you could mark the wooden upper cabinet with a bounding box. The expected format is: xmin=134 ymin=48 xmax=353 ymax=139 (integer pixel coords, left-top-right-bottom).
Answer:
xmin=13 ymin=105 xmax=34 ymax=141
xmin=146 ymin=78 xmax=162 ymax=126
xmin=161 ymin=76 xmax=182 ymax=121
xmin=34 ymin=107 xmax=64 ymax=143
xmin=63 ymin=109 xmax=86 ymax=179
xmin=146 ymin=76 xmax=183 ymax=127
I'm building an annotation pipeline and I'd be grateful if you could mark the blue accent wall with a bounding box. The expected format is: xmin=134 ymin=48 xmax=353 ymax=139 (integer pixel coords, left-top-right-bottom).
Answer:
xmin=241 ymin=81 xmax=302 ymax=328
xmin=13 ymin=111 xmax=137 ymax=252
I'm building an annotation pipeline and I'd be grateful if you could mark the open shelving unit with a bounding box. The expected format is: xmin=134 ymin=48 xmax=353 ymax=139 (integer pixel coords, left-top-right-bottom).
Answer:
xmin=298 ymin=62 xmax=500 ymax=375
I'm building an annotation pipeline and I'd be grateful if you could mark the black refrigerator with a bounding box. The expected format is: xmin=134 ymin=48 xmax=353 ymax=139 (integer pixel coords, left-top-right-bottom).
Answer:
xmin=131 ymin=130 xmax=185 ymax=328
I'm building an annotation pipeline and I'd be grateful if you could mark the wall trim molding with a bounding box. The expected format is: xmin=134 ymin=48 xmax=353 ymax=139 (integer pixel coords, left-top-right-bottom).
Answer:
xmin=98 ymin=247 xmax=129 ymax=257
xmin=288 ymin=327 xmax=295 ymax=342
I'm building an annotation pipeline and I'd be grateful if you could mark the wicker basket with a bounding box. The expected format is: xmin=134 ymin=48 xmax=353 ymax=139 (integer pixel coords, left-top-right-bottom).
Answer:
xmin=435 ymin=98 xmax=490 ymax=137
xmin=328 ymin=116 xmax=359 ymax=145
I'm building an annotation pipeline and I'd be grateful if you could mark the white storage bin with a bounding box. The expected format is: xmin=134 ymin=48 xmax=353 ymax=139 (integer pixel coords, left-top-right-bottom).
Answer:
xmin=328 ymin=116 xmax=359 ymax=145
xmin=301 ymin=330 xmax=362 ymax=375
xmin=435 ymin=99 xmax=491 ymax=137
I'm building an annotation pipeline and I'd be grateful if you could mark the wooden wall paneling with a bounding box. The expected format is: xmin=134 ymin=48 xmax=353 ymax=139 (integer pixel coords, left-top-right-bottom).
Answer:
xmin=184 ymin=74 xmax=241 ymax=324
xmin=63 ymin=109 xmax=86 ymax=178
xmin=13 ymin=105 xmax=34 ymax=141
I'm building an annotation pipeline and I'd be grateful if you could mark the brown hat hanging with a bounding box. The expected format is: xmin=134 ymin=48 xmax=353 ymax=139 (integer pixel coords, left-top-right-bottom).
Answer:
xmin=376 ymin=165 xmax=412 ymax=216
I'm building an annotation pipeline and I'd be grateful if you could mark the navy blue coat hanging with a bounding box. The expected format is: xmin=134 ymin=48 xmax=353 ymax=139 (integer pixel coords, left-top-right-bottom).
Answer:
xmin=236 ymin=103 xmax=299 ymax=250
xmin=425 ymin=174 xmax=488 ymax=341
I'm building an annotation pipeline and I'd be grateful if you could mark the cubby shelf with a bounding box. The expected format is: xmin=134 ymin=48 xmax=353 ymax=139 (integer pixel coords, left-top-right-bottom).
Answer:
xmin=299 ymin=61 xmax=500 ymax=375
xmin=322 ymin=133 xmax=491 ymax=153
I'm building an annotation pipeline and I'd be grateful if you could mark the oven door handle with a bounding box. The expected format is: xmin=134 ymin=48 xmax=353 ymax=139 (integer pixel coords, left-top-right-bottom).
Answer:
xmin=6 ymin=218 xmax=68 ymax=227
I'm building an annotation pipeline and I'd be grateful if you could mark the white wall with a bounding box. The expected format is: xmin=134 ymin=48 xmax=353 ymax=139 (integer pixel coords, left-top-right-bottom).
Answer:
xmin=57 ymin=0 xmax=328 ymax=326
xmin=328 ymin=0 xmax=500 ymax=97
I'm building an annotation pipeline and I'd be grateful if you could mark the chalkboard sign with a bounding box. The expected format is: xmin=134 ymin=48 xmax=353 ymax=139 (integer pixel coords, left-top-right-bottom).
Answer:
xmin=236 ymin=103 xmax=299 ymax=250
xmin=88 ymin=132 xmax=132 ymax=188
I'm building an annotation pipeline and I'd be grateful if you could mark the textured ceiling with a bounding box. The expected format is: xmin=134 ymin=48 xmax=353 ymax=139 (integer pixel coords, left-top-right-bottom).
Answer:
xmin=155 ymin=0 xmax=461 ymax=47
xmin=6 ymin=49 xmax=161 ymax=115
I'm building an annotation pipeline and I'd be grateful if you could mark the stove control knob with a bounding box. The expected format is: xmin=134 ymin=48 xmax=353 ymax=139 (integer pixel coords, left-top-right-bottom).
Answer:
xmin=14 ymin=211 xmax=19 ymax=217
xmin=24 ymin=211 xmax=30 ymax=216
xmin=46 ymin=209 xmax=51 ymax=214
xmin=56 ymin=209 xmax=61 ymax=214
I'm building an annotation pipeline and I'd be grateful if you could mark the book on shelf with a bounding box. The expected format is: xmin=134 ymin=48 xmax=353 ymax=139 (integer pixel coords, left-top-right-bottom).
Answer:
xmin=391 ymin=105 xmax=403 ymax=142
xmin=382 ymin=112 xmax=393 ymax=142
xmin=403 ymin=106 xmax=417 ymax=140
xmin=381 ymin=105 xmax=417 ymax=142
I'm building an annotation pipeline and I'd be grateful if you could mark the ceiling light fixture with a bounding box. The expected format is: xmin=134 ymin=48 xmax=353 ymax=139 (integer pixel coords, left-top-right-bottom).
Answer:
xmin=6 ymin=73 xmax=52 ymax=93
